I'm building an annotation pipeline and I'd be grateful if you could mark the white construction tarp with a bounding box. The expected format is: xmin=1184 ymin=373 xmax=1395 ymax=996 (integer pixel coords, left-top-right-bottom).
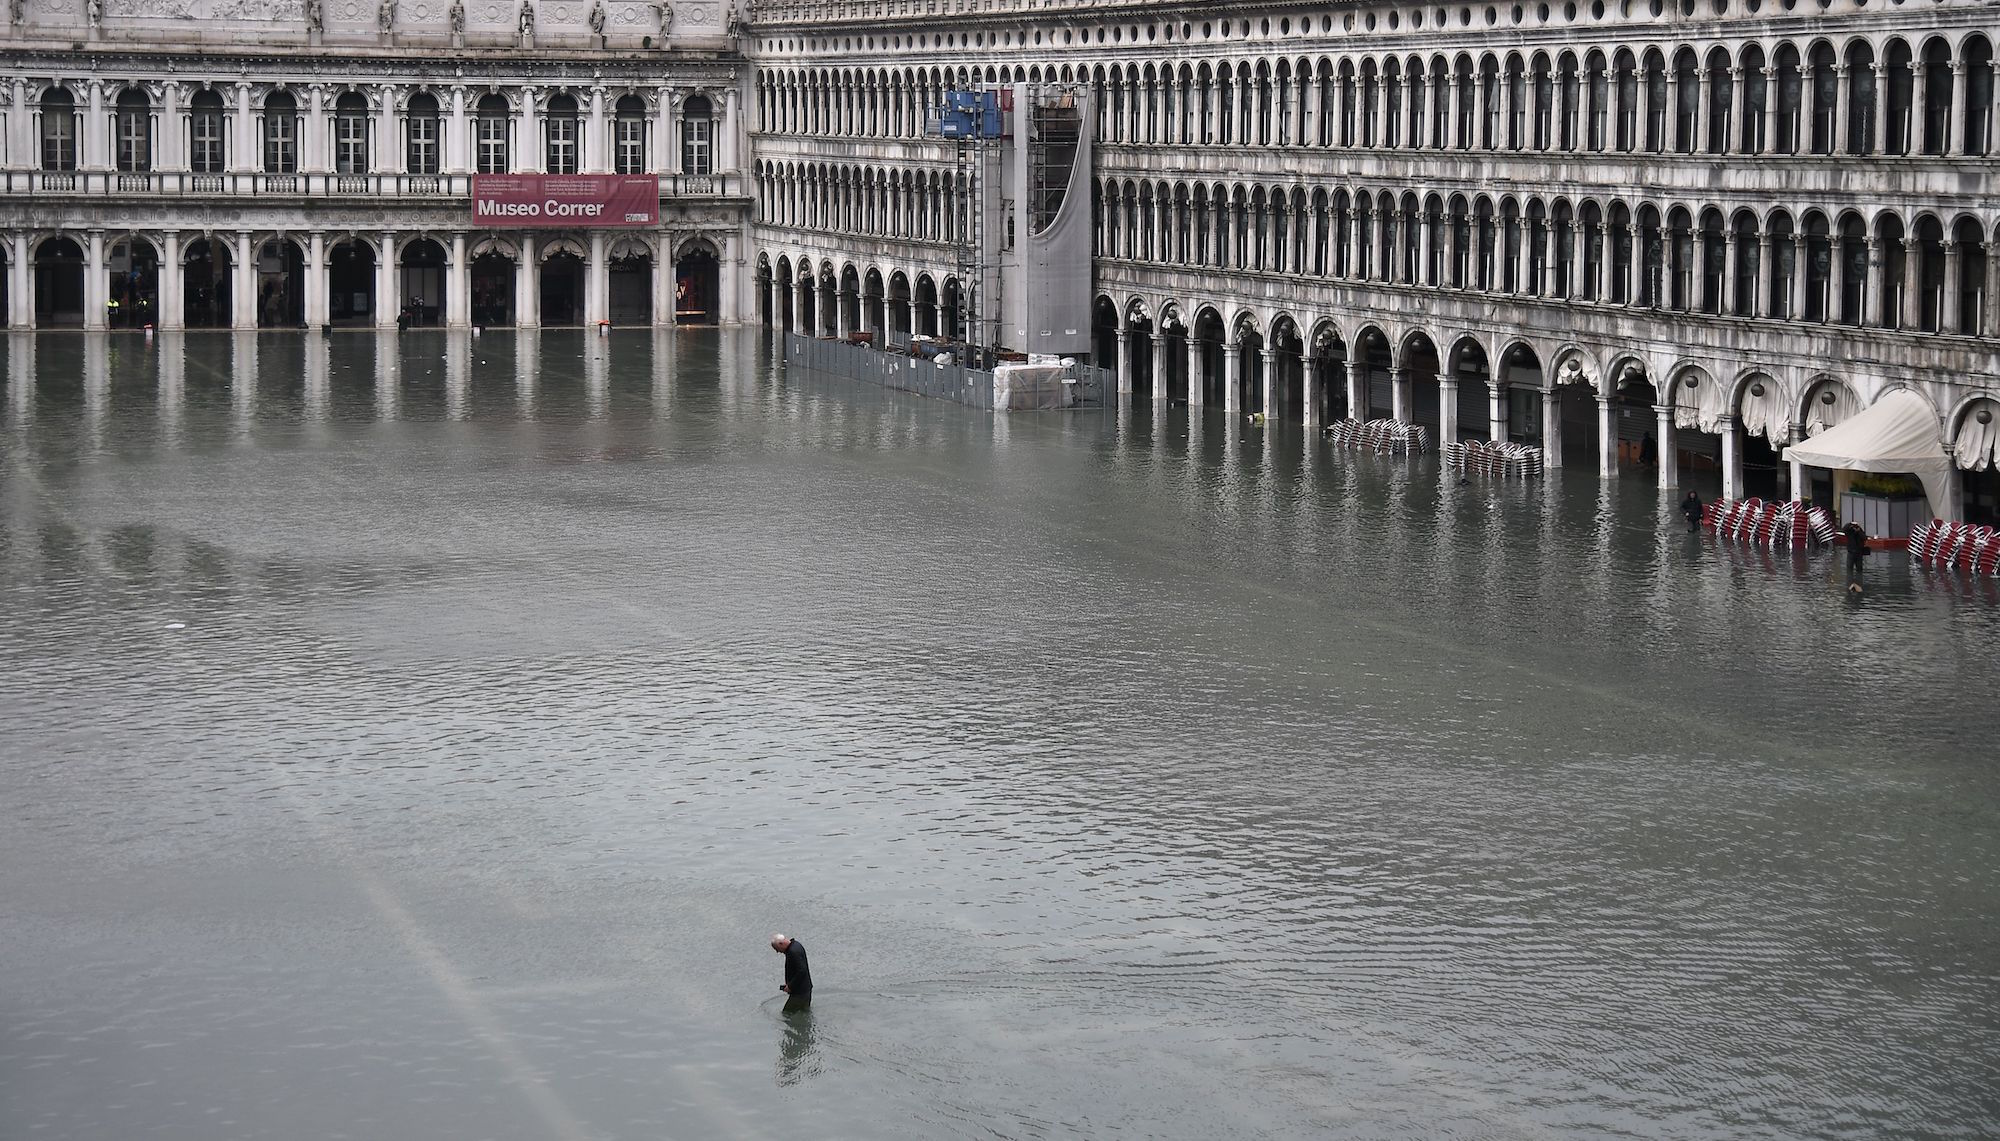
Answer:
xmin=1781 ymin=389 xmax=1953 ymax=510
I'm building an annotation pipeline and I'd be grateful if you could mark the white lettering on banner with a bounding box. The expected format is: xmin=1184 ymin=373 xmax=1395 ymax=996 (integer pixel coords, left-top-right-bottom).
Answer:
xmin=476 ymin=199 xmax=541 ymax=217
xmin=545 ymin=200 xmax=604 ymax=217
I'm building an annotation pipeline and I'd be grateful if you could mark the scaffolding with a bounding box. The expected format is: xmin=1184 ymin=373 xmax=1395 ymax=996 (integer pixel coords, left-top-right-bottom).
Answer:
xmin=932 ymin=88 xmax=1002 ymax=361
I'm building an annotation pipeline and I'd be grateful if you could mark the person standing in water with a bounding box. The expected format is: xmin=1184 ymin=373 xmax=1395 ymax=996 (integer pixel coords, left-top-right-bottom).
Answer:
xmin=1843 ymin=522 xmax=1869 ymax=575
xmin=1681 ymin=490 xmax=1704 ymax=533
xmin=771 ymin=934 xmax=812 ymax=1007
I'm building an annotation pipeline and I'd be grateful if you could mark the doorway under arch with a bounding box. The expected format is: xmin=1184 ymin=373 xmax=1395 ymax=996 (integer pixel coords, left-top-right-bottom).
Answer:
xmin=34 ymin=236 xmax=85 ymax=328
xmin=257 ymin=238 xmax=305 ymax=328
xmin=328 ymin=238 xmax=378 ymax=326
xmin=182 ymin=237 xmax=231 ymax=328
xmin=675 ymin=244 xmax=720 ymax=325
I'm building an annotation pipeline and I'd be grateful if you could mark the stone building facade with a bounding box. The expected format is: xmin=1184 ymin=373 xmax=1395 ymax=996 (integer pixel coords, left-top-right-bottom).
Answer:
xmin=745 ymin=0 xmax=2000 ymax=519
xmin=5 ymin=0 xmax=1999 ymax=516
xmin=0 ymin=0 xmax=751 ymax=332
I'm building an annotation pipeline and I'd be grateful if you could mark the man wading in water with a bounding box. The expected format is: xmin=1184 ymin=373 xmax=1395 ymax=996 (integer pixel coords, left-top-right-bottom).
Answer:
xmin=772 ymin=934 xmax=812 ymax=1009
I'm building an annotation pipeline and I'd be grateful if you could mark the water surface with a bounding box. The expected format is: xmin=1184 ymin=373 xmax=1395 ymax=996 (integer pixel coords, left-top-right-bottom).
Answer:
xmin=2 ymin=330 xmax=1996 ymax=1140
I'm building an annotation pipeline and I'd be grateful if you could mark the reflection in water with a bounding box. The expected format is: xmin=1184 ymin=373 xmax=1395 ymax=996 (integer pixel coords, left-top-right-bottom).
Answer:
xmin=776 ymin=1000 xmax=821 ymax=1087
xmin=0 ymin=330 xmax=1996 ymax=1141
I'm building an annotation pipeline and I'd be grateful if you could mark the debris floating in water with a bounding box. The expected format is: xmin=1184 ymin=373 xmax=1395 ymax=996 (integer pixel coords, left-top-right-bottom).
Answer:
xmin=164 ymin=622 xmax=186 ymax=630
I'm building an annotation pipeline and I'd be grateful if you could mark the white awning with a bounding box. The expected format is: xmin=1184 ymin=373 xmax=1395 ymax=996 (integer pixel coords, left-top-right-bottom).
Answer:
xmin=1780 ymin=389 xmax=1952 ymax=510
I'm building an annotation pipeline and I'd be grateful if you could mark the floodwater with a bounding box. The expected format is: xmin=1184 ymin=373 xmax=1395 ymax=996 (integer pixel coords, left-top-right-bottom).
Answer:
xmin=1 ymin=329 xmax=1996 ymax=1141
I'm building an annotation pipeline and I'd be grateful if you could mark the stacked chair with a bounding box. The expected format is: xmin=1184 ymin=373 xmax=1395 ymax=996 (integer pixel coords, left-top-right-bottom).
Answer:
xmin=1701 ymin=498 xmax=1838 ymax=549
xmin=1908 ymin=520 xmax=2000 ymax=576
xmin=1443 ymin=439 xmax=1545 ymax=478
xmin=1323 ymin=419 xmax=1431 ymax=455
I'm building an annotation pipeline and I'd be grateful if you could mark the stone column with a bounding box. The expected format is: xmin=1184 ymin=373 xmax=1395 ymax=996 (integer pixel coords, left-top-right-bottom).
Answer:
xmin=1440 ymin=377 xmax=1460 ymax=444
xmin=377 ymin=232 xmax=399 ymax=328
xmin=1597 ymin=394 xmax=1619 ymax=478
xmin=657 ymin=246 xmax=676 ymax=327
xmin=584 ymin=86 xmax=608 ymax=173
xmin=1941 ymin=241 xmax=1962 ymax=334
xmin=7 ymin=232 xmax=29 ymax=329
xmin=1948 ymin=61 xmax=1967 ymax=155
xmin=1390 ymin=366 xmax=1409 ymax=423
xmin=1719 ymin=415 xmax=1742 ymax=499
xmin=305 ymin=231 xmax=327 ymax=328
xmin=83 ymin=81 xmax=108 ymax=173
xmin=1663 ymin=69 xmax=1681 ymax=151
xmin=516 ymin=235 xmax=539 ymax=327
xmin=585 ymin=231 xmax=607 ymax=326
xmin=1721 ymin=230 xmax=1738 ymax=314
xmin=1870 ymin=63 xmax=1889 ymax=154
xmin=1755 ymin=231 xmax=1773 ymax=317
xmin=793 ymin=279 xmax=810 ymax=336
xmin=1302 ymin=357 xmax=1321 ymax=428
xmin=721 ymin=88 xmax=741 ymax=172
xmin=449 ymin=232 xmax=470 ymax=328
xmin=1419 ymin=216 xmax=1434 ymax=286
xmin=1726 ymin=66 xmax=1745 ymax=153
xmin=1655 ymin=404 xmax=1677 ymax=489
xmin=233 ymin=83 xmax=257 ymax=174
xmin=1151 ymin=332 xmax=1168 ymax=402
xmin=376 ymin=84 xmax=400 ymax=173
xmin=1186 ymin=338 xmax=1203 ymax=406
xmin=303 ymin=85 xmax=327 ymax=176
xmin=1693 ymin=67 xmax=1713 ymax=153
xmin=1489 ymin=382 xmax=1506 ymax=442
xmin=160 ymin=231 xmax=183 ymax=330
xmin=160 ymin=83 xmax=185 ymax=173
xmin=514 ymin=86 xmax=539 ymax=172
xmin=1832 ymin=64 xmax=1850 ymax=154
xmin=1116 ymin=329 xmax=1133 ymax=394
xmin=83 ymin=229 xmax=106 ymax=330
xmin=448 ymin=86 xmax=470 ymax=174
xmin=1544 ymin=389 xmax=1564 ymax=467
xmin=233 ymin=230 xmax=256 ymax=329
xmin=1261 ymin=349 xmax=1276 ymax=418
xmin=1223 ymin=342 xmax=1241 ymax=414
xmin=1761 ymin=67 xmax=1779 ymax=154
xmin=1901 ymin=238 xmax=1922 ymax=331
xmin=1345 ymin=365 xmax=1364 ymax=423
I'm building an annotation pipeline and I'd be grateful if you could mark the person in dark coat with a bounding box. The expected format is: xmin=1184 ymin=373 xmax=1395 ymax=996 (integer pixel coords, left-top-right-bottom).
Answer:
xmin=1681 ymin=490 xmax=1704 ymax=533
xmin=1843 ymin=522 xmax=1868 ymax=573
xmin=771 ymin=933 xmax=813 ymax=1008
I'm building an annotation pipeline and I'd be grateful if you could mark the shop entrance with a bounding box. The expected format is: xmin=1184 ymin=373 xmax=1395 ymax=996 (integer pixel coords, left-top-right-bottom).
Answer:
xmin=675 ymin=245 xmax=720 ymax=325
xmin=107 ymin=237 xmax=160 ymax=329
xmin=34 ymin=237 xmax=85 ymax=328
xmin=608 ymin=252 xmax=652 ymax=325
xmin=399 ymin=239 xmax=446 ymax=328
xmin=541 ymin=252 xmax=584 ymax=326
xmin=328 ymin=239 xmax=377 ymax=326
xmin=183 ymin=238 xmax=231 ymax=328
xmin=257 ymin=239 xmax=305 ymax=328
xmin=471 ymin=252 xmax=515 ymax=328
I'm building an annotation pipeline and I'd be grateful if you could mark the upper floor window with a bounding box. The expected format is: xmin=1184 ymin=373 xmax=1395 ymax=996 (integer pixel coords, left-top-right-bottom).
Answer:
xmin=39 ymin=87 xmax=77 ymax=171
xmin=334 ymin=92 xmax=370 ymax=175
xmin=263 ymin=91 xmax=299 ymax=173
xmin=115 ymin=88 xmax=152 ymax=172
xmin=476 ymin=94 xmax=510 ymax=173
xmin=544 ymin=94 xmax=580 ymax=174
xmin=406 ymin=92 xmax=441 ymax=175
xmin=682 ymin=94 xmax=713 ymax=175
xmin=614 ymin=95 xmax=647 ymax=174
xmin=190 ymin=90 xmax=226 ymax=173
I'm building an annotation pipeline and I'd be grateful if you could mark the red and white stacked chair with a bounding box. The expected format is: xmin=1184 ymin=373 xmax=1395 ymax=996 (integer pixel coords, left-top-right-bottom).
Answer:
xmin=1444 ymin=439 xmax=1545 ymax=478
xmin=1701 ymin=498 xmax=1837 ymax=549
xmin=1908 ymin=520 xmax=2000 ymax=576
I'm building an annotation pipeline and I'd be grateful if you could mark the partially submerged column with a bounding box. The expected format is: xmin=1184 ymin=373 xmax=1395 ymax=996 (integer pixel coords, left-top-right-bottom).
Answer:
xmin=1655 ymin=403 xmax=1677 ymax=489
xmin=1543 ymin=388 xmax=1564 ymax=467
xmin=1719 ymin=414 xmax=1743 ymax=498
xmin=1390 ymin=366 xmax=1410 ymax=423
xmin=1185 ymin=339 xmax=1203 ymax=405
xmin=1150 ymin=331 xmax=1167 ymax=402
xmin=1597 ymin=393 xmax=1619 ymax=478
xmin=1439 ymin=377 xmax=1459 ymax=444
xmin=1301 ymin=357 xmax=1321 ymax=429
xmin=1222 ymin=342 xmax=1241 ymax=414
xmin=1489 ymin=383 xmax=1506 ymax=442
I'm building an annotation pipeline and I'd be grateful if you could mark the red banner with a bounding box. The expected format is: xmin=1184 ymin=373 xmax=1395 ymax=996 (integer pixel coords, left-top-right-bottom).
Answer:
xmin=471 ymin=174 xmax=659 ymax=228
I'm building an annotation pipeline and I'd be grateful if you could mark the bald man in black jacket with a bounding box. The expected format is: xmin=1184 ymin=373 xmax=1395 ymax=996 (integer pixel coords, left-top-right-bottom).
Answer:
xmin=771 ymin=934 xmax=812 ymax=1007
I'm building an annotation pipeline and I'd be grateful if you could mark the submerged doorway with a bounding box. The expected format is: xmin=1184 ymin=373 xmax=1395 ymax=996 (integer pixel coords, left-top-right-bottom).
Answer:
xmin=675 ymin=244 xmax=719 ymax=325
